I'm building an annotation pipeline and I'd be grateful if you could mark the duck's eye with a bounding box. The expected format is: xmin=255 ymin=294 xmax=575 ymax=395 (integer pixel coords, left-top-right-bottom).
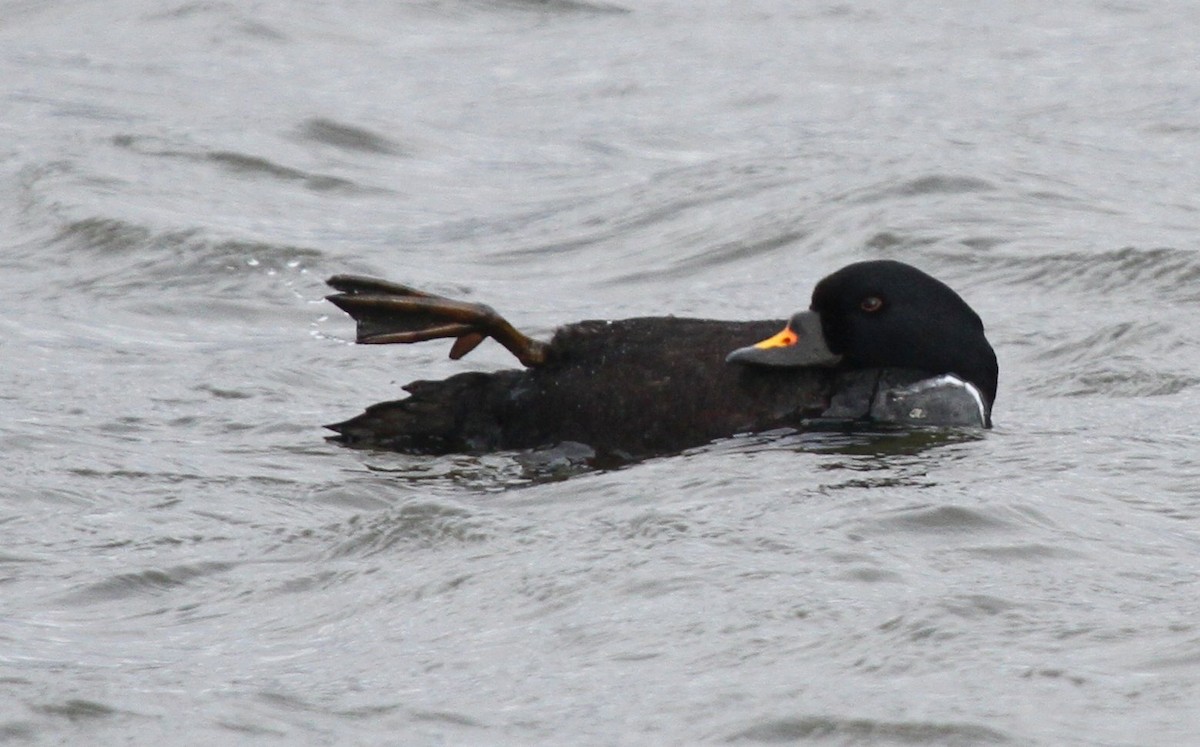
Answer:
xmin=860 ymin=296 xmax=884 ymax=313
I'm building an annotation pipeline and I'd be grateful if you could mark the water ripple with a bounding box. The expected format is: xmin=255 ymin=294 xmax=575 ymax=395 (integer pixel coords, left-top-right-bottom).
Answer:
xmin=725 ymin=715 xmax=1012 ymax=744
xmin=39 ymin=215 xmax=321 ymax=307
xmin=295 ymin=118 xmax=408 ymax=157
xmin=946 ymin=245 xmax=1200 ymax=305
xmin=328 ymin=500 xmax=494 ymax=558
xmin=112 ymin=135 xmax=386 ymax=195
xmin=62 ymin=561 xmax=237 ymax=605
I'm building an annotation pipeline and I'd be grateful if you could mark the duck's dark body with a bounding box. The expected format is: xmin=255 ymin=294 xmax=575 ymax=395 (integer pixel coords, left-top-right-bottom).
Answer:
xmin=329 ymin=317 xmax=838 ymax=457
xmin=325 ymin=261 xmax=998 ymax=459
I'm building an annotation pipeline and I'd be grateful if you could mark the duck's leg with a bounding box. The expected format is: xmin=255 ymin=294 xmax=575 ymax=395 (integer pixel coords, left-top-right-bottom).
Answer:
xmin=326 ymin=275 xmax=549 ymax=368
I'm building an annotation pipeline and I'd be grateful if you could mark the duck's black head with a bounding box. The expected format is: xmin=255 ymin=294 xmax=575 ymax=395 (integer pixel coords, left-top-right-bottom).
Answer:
xmin=727 ymin=260 xmax=998 ymax=421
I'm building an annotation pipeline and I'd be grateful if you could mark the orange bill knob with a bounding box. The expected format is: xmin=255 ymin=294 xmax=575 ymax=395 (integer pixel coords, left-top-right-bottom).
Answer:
xmin=725 ymin=310 xmax=842 ymax=368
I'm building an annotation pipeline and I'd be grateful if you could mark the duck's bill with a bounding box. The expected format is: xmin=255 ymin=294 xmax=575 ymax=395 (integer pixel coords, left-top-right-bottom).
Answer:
xmin=725 ymin=310 xmax=842 ymax=367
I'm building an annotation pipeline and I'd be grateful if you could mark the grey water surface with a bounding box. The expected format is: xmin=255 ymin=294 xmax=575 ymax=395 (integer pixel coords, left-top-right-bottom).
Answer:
xmin=3 ymin=1 xmax=1200 ymax=744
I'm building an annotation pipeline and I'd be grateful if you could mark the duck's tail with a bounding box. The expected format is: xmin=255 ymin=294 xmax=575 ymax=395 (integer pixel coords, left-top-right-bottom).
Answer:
xmin=325 ymin=275 xmax=549 ymax=367
xmin=325 ymin=370 xmax=523 ymax=453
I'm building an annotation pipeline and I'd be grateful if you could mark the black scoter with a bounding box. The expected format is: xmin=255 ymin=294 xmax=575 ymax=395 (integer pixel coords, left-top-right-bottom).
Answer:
xmin=325 ymin=260 xmax=998 ymax=459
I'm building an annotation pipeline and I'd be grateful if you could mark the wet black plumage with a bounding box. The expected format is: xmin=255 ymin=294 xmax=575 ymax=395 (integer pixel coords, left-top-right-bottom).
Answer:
xmin=325 ymin=260 xmax=998 ymax=459
xmin=328 ymin=317 xmax=837 ymax=457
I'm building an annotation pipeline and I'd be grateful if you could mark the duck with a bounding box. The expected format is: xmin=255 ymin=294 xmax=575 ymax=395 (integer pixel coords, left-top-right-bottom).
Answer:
xmin=324 ymin=260 xmax=998 ymax=459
